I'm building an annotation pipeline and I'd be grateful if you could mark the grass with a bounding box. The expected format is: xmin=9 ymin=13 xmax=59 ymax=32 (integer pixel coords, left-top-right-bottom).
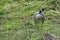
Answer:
xmin=0 ymin=0 xmax=60 ymax=40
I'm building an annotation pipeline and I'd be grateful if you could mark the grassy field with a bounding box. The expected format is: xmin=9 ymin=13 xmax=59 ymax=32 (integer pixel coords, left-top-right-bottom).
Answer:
xmin=0 ymin=0 xmax=60 ymax=40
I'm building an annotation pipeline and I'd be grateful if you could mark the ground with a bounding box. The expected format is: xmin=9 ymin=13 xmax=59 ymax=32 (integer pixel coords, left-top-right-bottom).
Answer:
xmin=0 ymin=0 xmax=60 ymax=40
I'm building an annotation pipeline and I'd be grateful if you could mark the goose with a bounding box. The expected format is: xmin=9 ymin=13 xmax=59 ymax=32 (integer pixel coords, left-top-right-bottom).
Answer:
xmin=34 ymin=8 xmax=45 ymax=25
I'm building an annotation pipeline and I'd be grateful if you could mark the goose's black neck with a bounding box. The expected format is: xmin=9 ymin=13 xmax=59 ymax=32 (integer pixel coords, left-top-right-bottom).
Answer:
xmin=39 ymin=10 xmax=41 ymax=13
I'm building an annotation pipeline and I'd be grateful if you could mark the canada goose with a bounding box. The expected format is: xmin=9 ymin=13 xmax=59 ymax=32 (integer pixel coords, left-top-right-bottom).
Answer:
xmin=33 ymin=7 xmax=55 ymax=25
xmin=34 ymin=8 xmax=45 ymax=25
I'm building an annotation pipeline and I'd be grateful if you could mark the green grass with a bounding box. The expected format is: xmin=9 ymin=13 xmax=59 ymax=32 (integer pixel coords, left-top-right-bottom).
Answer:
xmin=0 ymin=0 xmax=60 ymax=40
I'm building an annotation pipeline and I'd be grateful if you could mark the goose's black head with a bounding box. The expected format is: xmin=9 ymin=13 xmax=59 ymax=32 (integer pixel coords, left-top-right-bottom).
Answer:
xmin=41 ymin=8 xmax=45 ymax=12
xmin=39 ymin=8 xmax=45 ymax=14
